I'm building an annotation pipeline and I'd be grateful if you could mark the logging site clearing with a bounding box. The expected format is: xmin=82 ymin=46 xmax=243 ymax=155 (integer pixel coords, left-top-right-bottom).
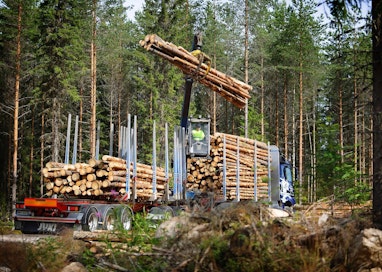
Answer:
xmin=5 ymin=34 xmax=379 ymax=271
xmin=0 ymin=200 xmax=377 ymax=272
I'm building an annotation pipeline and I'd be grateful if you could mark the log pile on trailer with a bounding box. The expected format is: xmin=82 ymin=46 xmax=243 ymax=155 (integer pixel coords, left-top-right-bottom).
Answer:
xmin=42 ymin=155 xmax=168 ymax=200
xmin=186 ymin=133 xmax=270 ymax=200
xmin=42 ymin=134 xmax=269 ymax=202
xmin=139 ymin=34 xmax=252 ymax=109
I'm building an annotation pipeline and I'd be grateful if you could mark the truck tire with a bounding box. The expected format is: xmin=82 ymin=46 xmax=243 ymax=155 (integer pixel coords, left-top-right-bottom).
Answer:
xmin=148 ymin=206 xmax=174 ymax=221
xmin=159 ymin=206 xmax=175 ymax=217
xmin=102 ymin=206 xmax=133 ymax=231
xmin=103 ymin=207 xmax=116 ymax=231
xmin=120 ymin=207 xmax=133 ymax=231
xmin=83 ymin=207 xmax=99 ymax=232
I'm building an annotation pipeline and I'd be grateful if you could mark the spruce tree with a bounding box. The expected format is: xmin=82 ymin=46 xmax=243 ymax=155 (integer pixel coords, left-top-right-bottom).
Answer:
xmin=33 ymin=0 xmax=90 ymax=163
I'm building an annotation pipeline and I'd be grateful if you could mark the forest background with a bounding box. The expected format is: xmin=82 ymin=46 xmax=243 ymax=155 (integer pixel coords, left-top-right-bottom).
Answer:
xmin=0 ymin=0 xmax=373 ymax=219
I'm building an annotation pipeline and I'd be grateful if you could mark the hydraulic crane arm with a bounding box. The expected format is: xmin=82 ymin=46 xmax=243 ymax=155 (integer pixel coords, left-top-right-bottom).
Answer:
xmin=180 ymin=33 xmax=204 ymax=129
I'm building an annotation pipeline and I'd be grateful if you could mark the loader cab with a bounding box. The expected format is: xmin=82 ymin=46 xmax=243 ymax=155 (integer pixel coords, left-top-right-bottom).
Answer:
xmin=279 ymin=157 xmax=296 ymax=207
xmin=270 ymin=146 xmax=296 ymax=209
xmin=187 ymin=117 xmax=210 ymax=157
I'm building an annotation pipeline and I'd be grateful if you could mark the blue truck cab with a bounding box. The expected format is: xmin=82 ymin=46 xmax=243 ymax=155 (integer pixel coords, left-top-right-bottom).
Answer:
xmin=270 ymin=145 xmax=296 ymax=209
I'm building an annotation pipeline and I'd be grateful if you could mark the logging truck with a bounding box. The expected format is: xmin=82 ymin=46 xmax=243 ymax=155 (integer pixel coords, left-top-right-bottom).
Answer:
xmin=13 ymin=132 xmax=295 ymax=234
xmin=13 ymin=34 xmax=295 ymax=234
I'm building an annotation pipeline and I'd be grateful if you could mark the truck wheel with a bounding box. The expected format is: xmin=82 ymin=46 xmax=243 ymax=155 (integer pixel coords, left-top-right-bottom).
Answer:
xmin=103 ymin=208 xmax=116 ymax=231
xmin=159 ymin=206 xmax=174 ymax=218
xmin=120 ymin=207 xmax=133 ymax=231
xmin=83 ymin=207 xmax=99 ymax=232
xmin=148 ymin=206 xmax=174 ymax=221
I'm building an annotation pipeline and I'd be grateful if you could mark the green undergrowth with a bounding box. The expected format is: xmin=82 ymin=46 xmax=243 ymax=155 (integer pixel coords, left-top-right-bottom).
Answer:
xmin=77 ymin=202 xmax=371 ymax=271
xmin=2 ymin=202 xmax=372 ymax=272
xmin=80 ymin=202 xmax=333 ymax=271
xmin=0 ymin=221 xmax=14 ymax=235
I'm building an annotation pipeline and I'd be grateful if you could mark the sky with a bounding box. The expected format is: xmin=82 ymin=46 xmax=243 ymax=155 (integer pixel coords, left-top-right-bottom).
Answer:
xmin=124 ymin=0 xmax=371 ymax=23
xmin=124 ymin=0 xmax=144 ymax=20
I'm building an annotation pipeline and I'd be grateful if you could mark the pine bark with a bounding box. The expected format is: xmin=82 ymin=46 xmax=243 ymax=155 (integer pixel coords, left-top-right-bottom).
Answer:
xmin=298 ymin=51 xmax=303 ymax=205
xmin=90 ymin=0 xmax=97 ymax=158
xmin=244 ymin=0 xmax=249 ymax=138
xmin=12 ymin=3 xmax=22 ymax=217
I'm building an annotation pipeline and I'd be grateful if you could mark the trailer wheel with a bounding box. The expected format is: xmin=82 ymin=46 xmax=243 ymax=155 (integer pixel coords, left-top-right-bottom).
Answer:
xmin=103 ymin=208 xmax=116 ymax=231
xmin=103 ymin=206 xmax=133 ymax=231
xmin=120 ymin=207 xmax=133 ymax=231
xmin=83 ymin=207 xmax=99 ymax=232
xmin=159 ymin=206 xmax=175 ymax=217
xmin=148 ymin=206 xmax=174 ymax=221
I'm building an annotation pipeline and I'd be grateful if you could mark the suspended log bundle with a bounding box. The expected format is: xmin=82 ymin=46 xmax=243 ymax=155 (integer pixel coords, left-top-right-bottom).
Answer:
xmin=42 ymin=155 xmax=170 ymax=200
xmin=186 ymin=133 xmax=270 ymax=201
xmin=139 ymin=34 xmax=252 ymax=109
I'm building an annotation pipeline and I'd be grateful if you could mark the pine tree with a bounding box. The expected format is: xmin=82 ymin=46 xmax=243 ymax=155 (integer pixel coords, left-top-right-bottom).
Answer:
xmin=267 ymin=0 xmax=322 ymax=203
xmin=96 ymin=0 xmax=132 ymax=157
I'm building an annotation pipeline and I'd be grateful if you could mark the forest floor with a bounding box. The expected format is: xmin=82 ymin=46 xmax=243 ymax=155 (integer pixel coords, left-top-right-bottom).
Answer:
xmin=0 ymin=200 xmax=375 ymax=272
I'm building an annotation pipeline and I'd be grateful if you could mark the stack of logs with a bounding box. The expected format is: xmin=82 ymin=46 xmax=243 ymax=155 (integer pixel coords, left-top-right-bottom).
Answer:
xmin=42 ymin=134 xmax=270 ymax=201
xmin=186 ymin=133 xmax=270 ymax=200
xmin=139 ymin=34 xmax=252 ymax=109
xmin=42 ymin=155 xmax=169 ymax=200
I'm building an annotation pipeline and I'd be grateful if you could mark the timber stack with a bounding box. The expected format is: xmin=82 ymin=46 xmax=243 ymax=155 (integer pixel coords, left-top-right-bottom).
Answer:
xmin=42 ymin=134 xmax=270 ymax=201
xmin=139 ymin=34 xmax=252 ymax=109
xmin=186 ymin=133 xmax=270 ymax=200
xmin=42 ymin=155 xmax=169 ymax=200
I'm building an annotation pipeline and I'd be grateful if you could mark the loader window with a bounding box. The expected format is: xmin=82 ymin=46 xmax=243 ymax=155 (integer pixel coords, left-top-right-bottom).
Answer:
xmin=192 ymin=124 xmax=205 ymax=142
xmin=284 ymin=166 xmax=293 ymax=183
xmin=188 ymin=119 xmax=210 ymax=157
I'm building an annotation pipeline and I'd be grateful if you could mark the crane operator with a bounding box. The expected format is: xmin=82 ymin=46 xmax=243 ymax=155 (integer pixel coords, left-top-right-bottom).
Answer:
xmin=192 ymin=125 xmax=205 ymax=141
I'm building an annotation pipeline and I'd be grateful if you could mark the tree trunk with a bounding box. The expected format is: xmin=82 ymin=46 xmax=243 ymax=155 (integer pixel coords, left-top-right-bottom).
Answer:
xmin=90 ymin=0 xmax=97 ymax=158
xmin=307 ymin=113 xmax=312 ymax=203
xmin=52 ymin=97 xmax=60 ymax=162
xmin=353 ymin=39 xmax=358 ymax=184
xmin=40 ymin=113 xmax=45 ymax=196
xmin=29 ymin=108 xmax=34 ymax=197
xmin=299 ymin=55 xmax=303 ymax=205
xmin=118 ymin=88 xmax=121 ymax=157
xmin=261 ymin=56 xmax=265 ymax=142
xmin=79 ymin=87 xmax=83 ymax=162
xmin=275 ymin=77 xmax=279 ymax=147
xmin=339 ymin=84 xmax=344 ymax=164
xmin=312 ymin=89 xmax=317 ymax=202
xmin=244 ymin=0 xmax=249 ymax=138
xmin=292 ymin=86 xmax=297 ymax=198
xmin=372 ymin=0 xmax=382 ymax=228
xmin=12 ymin=3 xmax=22 ymax=217
xmin=283 ymin=75 xmax=288 ymax=158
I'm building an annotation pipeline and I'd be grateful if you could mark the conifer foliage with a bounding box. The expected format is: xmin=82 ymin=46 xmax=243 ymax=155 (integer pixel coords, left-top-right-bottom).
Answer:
xmin=0 ymin=0 xmax=377 ymax=225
